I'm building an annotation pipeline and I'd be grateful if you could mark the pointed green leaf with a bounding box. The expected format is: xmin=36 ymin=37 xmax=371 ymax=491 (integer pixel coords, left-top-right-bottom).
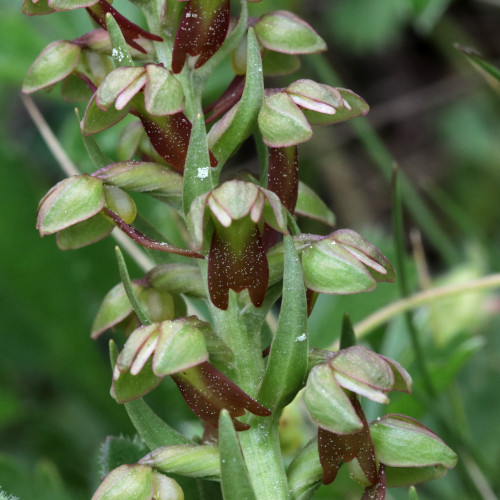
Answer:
xmin=219 ymin=410 xmax=257 ymax=500
xmin=258 ymin=235 xmax=308 ymax=411
xmin=125 ymin=399 xmax=192 ymax=449
xmin=304 ymin=364 xmax=363 ymax=434
xmin=139 ymin=445 xmax=220 ymax=479
xmin=258 ymin=92 xmax=312 ymax=147
xmin=115 ymin=246 xmax=152 ymax=326
xmin=287 ymin=439 xmax=323 ymax=500
xmin=302 ymin=239 xmax=376 ymax=294
xmin=57 ymin=212 xmax=114 ymax=249
xmin=295 ymin=181 xmax=335 ymax=226
xmin=183 ymin=113 xmax=215 ymax=215
xmin=370 ymin=415 xmax=458 ymax=468
xmin=340 ymin=313 xmax=356 ymax=349
xmin=23 ymin=40 xmax=81 ymax=93
xmin=76 ymin=108 xmax=114 ymax=169
xmin=254 ymin=11 xmax=326 ymax=55
xmin=209 ymin=28 xmax=264 ymax=166
xmin=37 ymin=175 xmax=105 ymax=236
xmin=106 ymin=12 xmax=134 ymax=67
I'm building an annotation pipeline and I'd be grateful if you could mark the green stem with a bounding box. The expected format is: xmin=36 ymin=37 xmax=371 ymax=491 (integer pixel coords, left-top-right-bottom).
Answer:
xmin=208 ymin=290 xmax=289 ymax=499
xmin=209 ymin=291 xmax=264 ymax=396
xmin=237 ymin=416 xmax=290 ymax=500
xmin=115 ymin=246 xmax=152 ymax=325
xmin=392 ymin=168 xmax=436 ymax=398
xmin=350 ymin=273 xmax=500 ymax=339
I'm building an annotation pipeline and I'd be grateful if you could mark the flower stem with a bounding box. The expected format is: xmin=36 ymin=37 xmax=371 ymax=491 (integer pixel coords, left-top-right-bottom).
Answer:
xmin=209 ymin=291 xmax=265 ymax=396
xmin=350 ymin=273 xmax=500 ymax=339
xmin=238 ymin=417 xmax=290 ymax=500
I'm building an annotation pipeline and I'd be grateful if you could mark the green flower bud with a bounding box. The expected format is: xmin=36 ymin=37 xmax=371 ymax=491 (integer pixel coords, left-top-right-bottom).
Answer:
xmin=23 ymin=40 xmax=81 ymax=93
xmin=140 ymin=444 xmax=220 ymax=480
xmin=301 ymin=229 xmax=395 ymax=295
xmin=254 ymin=11 xmax=327 ymax=55
xmin=91 ymin=464 xmax=152 ymax=500
xmin=37 ymin=175 xmax=105 ymax=236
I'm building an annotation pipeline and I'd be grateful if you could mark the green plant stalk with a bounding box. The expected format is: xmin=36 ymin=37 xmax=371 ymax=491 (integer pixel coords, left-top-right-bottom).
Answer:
xmin=351 ymin=273 xmax=500 ymax=338
xmin=115 ymin=246 xmax=152 ymax=326
xmin=209 ymin=289 xmax=265 ymax=396
xmin=206 ymin=282 xmax=289 ymax=499
xmin=237 ymin=415 xmax=290 ymax=500
xmin=172 ymin=18 xmax=291 ymax=494
xmin=392 ymin=169 xmax=436 ymax=398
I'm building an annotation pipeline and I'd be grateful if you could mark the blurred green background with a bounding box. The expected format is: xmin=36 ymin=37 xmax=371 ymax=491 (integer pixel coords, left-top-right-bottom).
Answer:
xmin=1 ymin=1 xmax=500 ymax=499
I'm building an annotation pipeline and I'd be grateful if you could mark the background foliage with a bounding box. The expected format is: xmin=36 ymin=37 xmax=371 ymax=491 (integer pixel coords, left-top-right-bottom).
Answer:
xmin=1 ymin=1 xmax=500 ymax=498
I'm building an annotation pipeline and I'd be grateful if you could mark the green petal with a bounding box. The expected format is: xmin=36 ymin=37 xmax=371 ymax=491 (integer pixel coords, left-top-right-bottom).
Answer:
xmin=37 ymin=175 xmax=105 ymax=236
xmin=23 ymin=40 xmax=81 ymax=93
xmin=304 ymin=364 xmax=363 ymax=434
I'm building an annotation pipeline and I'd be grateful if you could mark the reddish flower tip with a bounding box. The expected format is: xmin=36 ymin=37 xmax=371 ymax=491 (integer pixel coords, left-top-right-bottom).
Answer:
xmin=172 ymin=0 xmax=230 ymax=73
xmin=137 ymin=112 xmax=192 ymax=172
xmin=172 ymin=362 xmax=271 ymax=430
xmin=208 ymin=224 xmax=269 ymax=310
xmin=268 ymin=146 xmax=299 ymax=213
xmin=362 ymin=464 xmax=386 ymax=500
xmin=87 ymin=0 xmax=163 ymax=54
xmin=318 ymin=396 xmax=378 ymax=486
xmin=204 ymin=75 xmax=245 ymax=124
